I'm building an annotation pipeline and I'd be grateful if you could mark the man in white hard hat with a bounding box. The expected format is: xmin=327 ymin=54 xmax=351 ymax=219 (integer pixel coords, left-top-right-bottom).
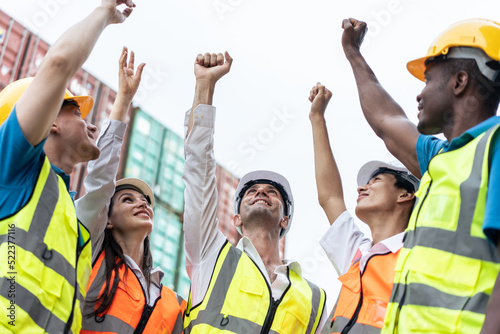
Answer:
xmin=182 ymin=52 xmax=327 ymax=333
xmin=0 ymin=2 xmax=135 ymax=333
xmin=341 ymin=17 xmax=500 ymax=333
xmin=308 ymin=83 xmax=417 ymax=334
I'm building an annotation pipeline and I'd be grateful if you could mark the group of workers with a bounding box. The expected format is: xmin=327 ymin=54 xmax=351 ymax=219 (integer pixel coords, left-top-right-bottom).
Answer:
xmin=0 ymin=0 xmax=499 ymax=333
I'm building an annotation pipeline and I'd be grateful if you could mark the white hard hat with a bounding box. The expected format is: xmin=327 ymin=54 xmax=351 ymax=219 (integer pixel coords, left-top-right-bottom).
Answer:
xmin=357 ymin=160 xmax=419 ymax=192
xmin=115 ymin=178 xmax=155 ymax=208
xmin=234 ymin=170 xmax=293 ymax=238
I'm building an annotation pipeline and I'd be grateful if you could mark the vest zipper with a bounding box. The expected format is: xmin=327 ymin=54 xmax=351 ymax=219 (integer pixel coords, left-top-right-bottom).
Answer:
xmin=134 ymin=304 xmax=154 ymax=334
xmin=131 ymin=266 xmax=161 ymax=334
xmin=340 ymin=251 xmax=391 ymax=334
xmin=261 ymin=297 xmax=283 ymax=334
xmin=246 ymin=257 xmax=291 ymax=334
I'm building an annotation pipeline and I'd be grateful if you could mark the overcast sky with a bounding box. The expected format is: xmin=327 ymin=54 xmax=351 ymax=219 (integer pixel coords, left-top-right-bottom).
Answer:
xmin=2 ymin=0 xmax=499 ymax=309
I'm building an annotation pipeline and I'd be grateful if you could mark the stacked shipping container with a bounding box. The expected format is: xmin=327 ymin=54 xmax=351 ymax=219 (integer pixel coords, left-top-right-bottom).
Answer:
xmin=122 ymin=109 xmax=190 ymax=296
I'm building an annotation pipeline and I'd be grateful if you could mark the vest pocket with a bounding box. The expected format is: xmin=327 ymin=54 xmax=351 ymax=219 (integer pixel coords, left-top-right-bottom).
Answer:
xmin=363 ymin=298 xmax=387 ymax=327
xmin=17 ymin=246 xmax=65 ymax=307
xmin=334 ymin=270 xmax=361 ymax=319
xmin=419 ymin=193 xmax=459 ymax=230
xmin=220 ymin=276 xmax=264 ymax=322
xmin=111 ymin=283 xmax=142 ymax=324
xmin=277 ymin=308 xmax=307 ymax=334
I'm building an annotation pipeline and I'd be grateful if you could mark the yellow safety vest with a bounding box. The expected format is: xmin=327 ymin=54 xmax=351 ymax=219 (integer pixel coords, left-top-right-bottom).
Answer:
xmin=382 ymin=124 xmax=500 ymax=334
xmin=184 ymin=241 xmax=326 ymax=334
xmin=0 ymin=157 xmax=92 ymax=333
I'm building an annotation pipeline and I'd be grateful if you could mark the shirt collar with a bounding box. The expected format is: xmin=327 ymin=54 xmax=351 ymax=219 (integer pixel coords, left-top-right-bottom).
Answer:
xmin=50 ymin=164 xmax=76 ymax=200
xmin=236 ymin=236 xmax=303 ymax=278
xmin=444 ymin=116 xmax=500 ymax=152
xmin=359 ymin=231 xmax=405 ymax=256
xmin=123 ymin=254 xmax=164 ymax=288
xmin=359 ymin=232 xmax=405 ymax=273
xmin=380 ymin=231 xmax=405 ymax=253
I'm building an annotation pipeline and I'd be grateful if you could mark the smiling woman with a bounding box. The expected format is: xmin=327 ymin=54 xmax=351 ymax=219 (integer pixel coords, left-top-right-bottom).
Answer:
xmin=81 ymin=178 xmax=185 ymax=334
xmin=73 ymin=47 xmax=185 ymax=334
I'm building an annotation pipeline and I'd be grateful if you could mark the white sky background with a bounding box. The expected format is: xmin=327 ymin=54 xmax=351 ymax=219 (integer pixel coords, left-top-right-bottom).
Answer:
xmin=2 ymin=0 xmax=499 ymax=310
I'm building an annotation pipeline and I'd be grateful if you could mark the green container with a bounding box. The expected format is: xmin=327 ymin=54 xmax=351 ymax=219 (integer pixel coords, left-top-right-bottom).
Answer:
xmin=123 ymin=109 xmax=190 ymax=298
xmin=125 ymin=109 xmax=185 ymax=212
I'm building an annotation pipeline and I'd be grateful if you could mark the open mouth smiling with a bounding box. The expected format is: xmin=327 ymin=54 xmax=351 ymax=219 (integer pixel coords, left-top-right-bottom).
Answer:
xmin=251 ymin=198 xmax=271 ymax=206
xmin=134 ymin=210 xmax=151 ymax=218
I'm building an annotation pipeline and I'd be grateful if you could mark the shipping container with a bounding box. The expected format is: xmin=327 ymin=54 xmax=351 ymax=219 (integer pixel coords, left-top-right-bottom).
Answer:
xmin=122 ymin=108 xmax=189 ymax=296
xmin=0 ymin=10 xmax=30 ymax=89
xmin=16 ymin=33 xmax=49 ymax=79
xmin=215 ymin=164 xmax=241 ymax=246
xmin=149 ymin=204 xmax=185 ymax=290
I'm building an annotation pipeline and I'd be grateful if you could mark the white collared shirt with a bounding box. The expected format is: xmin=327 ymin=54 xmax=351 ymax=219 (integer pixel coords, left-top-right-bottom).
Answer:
xmin=123 ymin=254 xmax=164 ymax=306
xmin=183 ymin=105 xmax=327 ymax=332
xmin=320 ymin=211 xmax=404 ymax=275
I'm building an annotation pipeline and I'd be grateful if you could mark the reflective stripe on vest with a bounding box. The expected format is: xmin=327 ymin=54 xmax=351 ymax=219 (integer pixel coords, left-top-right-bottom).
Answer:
xmin=0 ymin=157 xmax=92 ymax=333
xmin=184 ymin=241 xmax=326 ymax=334
xmin=81 ymin=250 xmax=186 ymax=334
xmin=382 ymin=124 xmax=500 ymax=334
xmin=322 ymin=249 xmax=399 ymax=334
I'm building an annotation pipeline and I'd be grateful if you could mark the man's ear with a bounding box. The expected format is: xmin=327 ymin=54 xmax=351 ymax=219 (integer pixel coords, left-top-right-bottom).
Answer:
xmin=50 ymin=122 xmax=60 ymax=135
xmin=280 ymin=216 xmax=289 ymax=230
xmin=106 ymin=221 xmax=113 ymax=230
xmin=397 ymin=191 xmax=415 ymax=204
xmin=453 ymin=70 xmax=469 ymax=96
xmin=233 ymin=214 xmax=242 ymax=228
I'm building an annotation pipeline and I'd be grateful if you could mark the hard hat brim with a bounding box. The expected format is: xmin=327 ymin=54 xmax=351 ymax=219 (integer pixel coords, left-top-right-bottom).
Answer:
xmin=115 ymin=178 xmax=155 ymax=208
xmin=69 ymin=95 xmax=93 ymax=119
xmin=407 ymin=56 xmax=428 ymax=82
xmin=357 ymin=160 xmax=419 ymax=192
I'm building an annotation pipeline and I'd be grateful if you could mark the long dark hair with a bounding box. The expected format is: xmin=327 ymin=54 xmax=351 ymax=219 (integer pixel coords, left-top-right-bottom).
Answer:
xmin=87 ymin=199 xmax=154 ymax=317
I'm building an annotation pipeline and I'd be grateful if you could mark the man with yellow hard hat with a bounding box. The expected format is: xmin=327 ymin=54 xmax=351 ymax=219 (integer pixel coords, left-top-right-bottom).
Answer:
xmin=341 ymin=18 xmax=500 ymax=333
xmin=0 ymin=1 xmax=135 ymax=333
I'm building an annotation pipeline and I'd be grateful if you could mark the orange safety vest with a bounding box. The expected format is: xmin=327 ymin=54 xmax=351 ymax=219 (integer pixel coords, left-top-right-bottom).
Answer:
xmin=323 ymin=249 xmax=400 ymax=334
xmin=81 ymin=250 xmax=186 ymax=334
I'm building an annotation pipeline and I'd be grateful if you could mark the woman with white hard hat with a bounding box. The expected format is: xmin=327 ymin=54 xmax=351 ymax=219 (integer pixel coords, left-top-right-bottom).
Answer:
xmin=75 ymin=48 xmax=185 ymax=334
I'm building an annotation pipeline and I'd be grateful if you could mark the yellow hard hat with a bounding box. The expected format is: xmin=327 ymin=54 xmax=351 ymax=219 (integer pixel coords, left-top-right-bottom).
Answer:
xmin=0 ymin=77 xmax=94 ymax=125
xmin=407 ymin=19 xmax=500 ymax=81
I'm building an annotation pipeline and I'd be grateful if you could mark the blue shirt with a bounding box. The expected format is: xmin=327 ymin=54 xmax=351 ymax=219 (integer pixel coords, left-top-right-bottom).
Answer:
xmin=416 ymin=116 xmax=500 ymax=246
xmin=0 ymin=107 xmax=75 ymax=218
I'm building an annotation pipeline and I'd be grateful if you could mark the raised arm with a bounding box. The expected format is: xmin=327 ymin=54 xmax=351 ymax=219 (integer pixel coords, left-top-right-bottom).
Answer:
xmin=76 ymin=47 xmax=144 ymax=246
xmin=183 ymin=52 xmax=232 ymax=273
xmin=109 ymin=47 xmax=145 ymax=121
xmin=187 ymin=52 xmax=232 ymax=136
xmin=15 ymin=0 xmax=135 ymax=146
xmin=309 ymin=83 xmax=347 ymax=224
xmin=342 ymin=18 xmax=421 ymax=177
